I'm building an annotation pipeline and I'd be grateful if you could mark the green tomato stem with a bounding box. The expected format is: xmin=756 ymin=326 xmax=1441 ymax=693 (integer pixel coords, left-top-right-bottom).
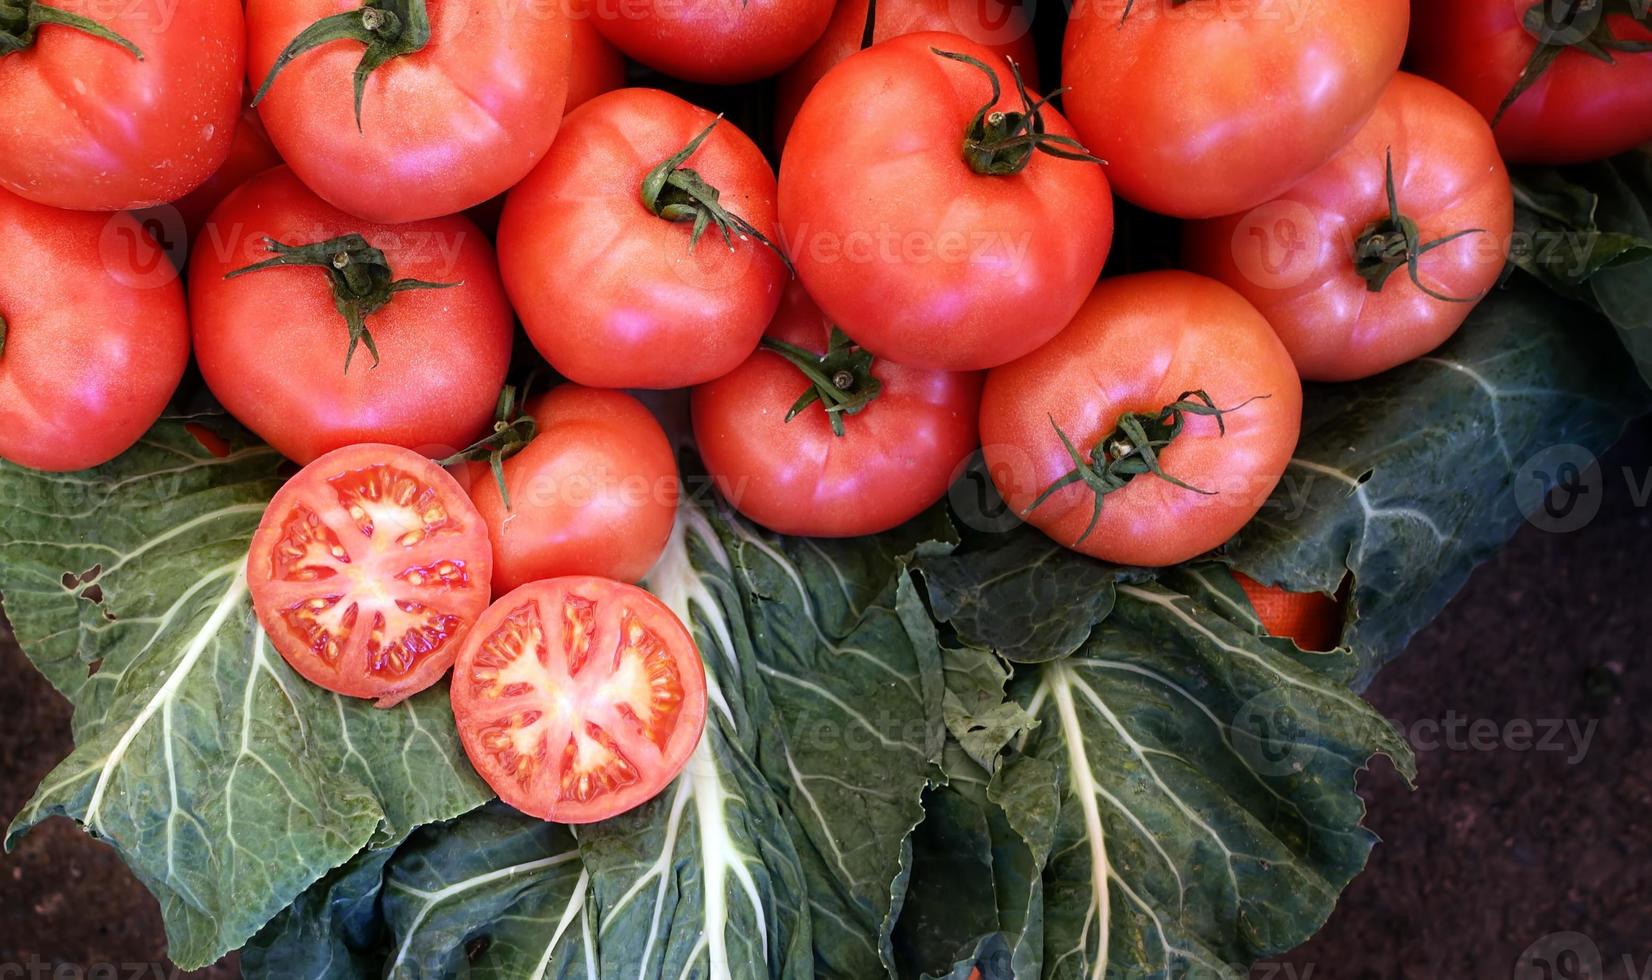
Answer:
xmin=1353 ymin=149 xmax=1486 ymax=303
xmin=249 ymin=0 xmax=431 ymax=132
xmin=761 ymin=329 xmax=883 ymax=438
xmin=933 ymin=48 xmax=1105 ymax=177
xmin=0 ymin=1 xmax=143 ymax=59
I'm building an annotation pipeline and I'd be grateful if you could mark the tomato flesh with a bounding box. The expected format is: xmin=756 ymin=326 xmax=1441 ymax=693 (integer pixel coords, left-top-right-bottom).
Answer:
xmin=452 ymin=577 xmax=708 ymax=824
xmin=1232 ymin=572 xmax=1343 ymax=653
xmin=248 ymin=445 xmax=494 ymax=708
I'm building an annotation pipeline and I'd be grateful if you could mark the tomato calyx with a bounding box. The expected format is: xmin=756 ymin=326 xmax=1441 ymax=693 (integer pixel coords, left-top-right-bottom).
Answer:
xmin=0 ymin=0 xmax=142 ymax=59
xmin=1353 ymin=150 xmax=1487 ymax=303
xmin=934 ymin=49 xmax=1104 ymax=177
xmin=438 ymin=384 xmax=539 ymax=510
xmin=250 ymin=0 xmax=433 ymax=132
xmin=640 ymin=117 xmax=794 ymax=272
xmin=225 ymin=234 xmax=457 ymax=373
xmin=1496 ymin=0 xmax=1652 ymax=127
xmin=761 ymin=329 xmax=884 ymax=437
xmin=1029 ymin=390 xmax=1267 ymax=545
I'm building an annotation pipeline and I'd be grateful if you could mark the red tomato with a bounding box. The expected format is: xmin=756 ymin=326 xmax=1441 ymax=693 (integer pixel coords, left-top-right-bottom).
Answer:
xmin=779 ymin=33 xmax=1113 ymax=372
xmin=1409 ymin=0 xmax=1652 ymax=164
xmin=451 ymin=576 xmax=708 ymax=823
xmin=693 ymin=281 xmax=982 ymax=537
xmin=1231 ymin=571 xmax=1343 ymax=652
xmin=247 ymin=444 xmax=494 ymax=707
xmin=466 ymin=386 xmax=680 ymax=594
xmin=139 ymin=106 xmax=283 ymax=257
xmin=190 ymin=166 xmax=513 ymax=465
xmin=245 ymin=0 xmax=571 ymax=223
xmin=589 ymin=0 xmax=832 ymax=84
xmin=981 ymin=272 xmax=1303 ymax=568
xmin=568 ymin=1 xmax=627 ymax=112
xmin=773 ymin=0 xmax=1039 ymax=149
xmin=1184 ymin=73 xmax=1514 ymax=382
xmin=0 ymin=0 xmax=244 ymax=210
xmin=499 ymin=88 xmax=786 ymax=389
xmin=0 ymin=187 xmax=189 ymax=472
xmin=1062 ymin=0 xmax=1409 ymax=219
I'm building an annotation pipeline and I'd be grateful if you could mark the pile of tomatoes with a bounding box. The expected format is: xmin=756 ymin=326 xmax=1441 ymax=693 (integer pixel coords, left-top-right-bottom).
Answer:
xmin=1 ymin=0 xmax=1647 ymax=822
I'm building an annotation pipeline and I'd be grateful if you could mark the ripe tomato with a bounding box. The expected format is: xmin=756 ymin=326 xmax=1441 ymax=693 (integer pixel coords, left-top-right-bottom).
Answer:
xmin=568 ymin=1 xmax=627 ymax=112
xmin=1184 ymin=73 xmax=1514 ymax=382
xmin=779 ymin=33 xmax=1113 ymax=372
xmin=589 ymin=0 xmax=832 ymax=84
xmin=451 ymin=576 xmax=708 ymax=823
xmin=1061 ymin=0 xmax=1408 ymax=219
xmin=245 ymin=0 xmax=571 ymax=224
xmin=139 ymin=106 xmax=283 ymax=257
xmin=466 ymin=386 xmax=680 ymax=594
xmin=981 ymin=272 xmax=1303 ymax=568
xmin=1408 ymin=0 xmax=1652 ymax=164
xmin=1231 ymin=571 xmax=1343 ymax=652
xmin=773 ymin=0 xmax=1039 ymax=149
xmin=499 ymin=88 xmax=786 ymax=389
xmin=190 ymin=166 xmax=513 ymax=465
xmin=693 ymin=281 xmax=982 ymax=537
xmin=0 ymin=0 xmax=244 ymax=210
xmin=248 ymin=444 xmax=494 ymax=707
xmin=0 ymin=188 xmax=189 ymax=472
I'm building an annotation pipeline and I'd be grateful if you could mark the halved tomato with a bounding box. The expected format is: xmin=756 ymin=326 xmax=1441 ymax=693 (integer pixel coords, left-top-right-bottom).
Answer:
xmin=451 ymin=577 xmax=708 ymax=824
xmin=247 ymin=444 xmax=494 ymax=708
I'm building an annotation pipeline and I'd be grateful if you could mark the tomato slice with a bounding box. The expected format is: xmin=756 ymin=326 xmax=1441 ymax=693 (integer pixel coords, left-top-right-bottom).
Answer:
xmin=247 ymin=444 xmax=494 ymax=708
xmin=451 ymin=576 xmax=708 ymax=823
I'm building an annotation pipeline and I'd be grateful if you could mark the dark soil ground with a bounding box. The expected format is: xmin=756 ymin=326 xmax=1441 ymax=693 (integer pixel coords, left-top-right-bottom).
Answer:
xmin=3 ymin=421 xmax=1650 ymax=979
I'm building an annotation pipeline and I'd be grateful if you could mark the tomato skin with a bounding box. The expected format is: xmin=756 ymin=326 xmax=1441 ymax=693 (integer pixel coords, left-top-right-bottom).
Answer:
xmin=1061 ymin=0 xmax=1408 ymax=219
xmin=248 ymin=443 xmax=495 ymax=708
xmin=692 ymin=282 xmax=983 ymax=537
xmin=1408 ymin=0 xmax=1652 ymax=164
xmin=1184 ymin=73 xmax=1514 ymax=383
xmin=0 ymin=0 xmax=244 ymax=211
xmin=0 ymin=187 xmax=189 ymax=472
xmin=466 ymin=386 xmax=680 ymax=594
xmin=773 ymin=0 xmax=1039 ymax=150
xmin=1231 ymin=571 xmax=1343 ymax=652
xmin=245 ymin=0 xmax=571 ymax=224
xmin=568 ymin=2 xmax=628 ymax=112
xmin=190 ymin=166 xmax=513 ymax=465
xmin=779 ymin=32 xmax=1114 ymax=372
xmin=589 ymin=0 xmax=832 ymax=84
xmin=451 ymin=576 xmax=709 ymax=823
xmin=981 ymin=272 xmax=1303 ymax=568
xmin=499 ymin=88 xmax=786 ymax=389
xmin=139 ymin=106 xmax=283 ymax=255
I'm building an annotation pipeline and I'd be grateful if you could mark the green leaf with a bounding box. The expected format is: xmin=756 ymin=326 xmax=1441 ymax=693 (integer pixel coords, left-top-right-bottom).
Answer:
xmin=1511 ymin=150 xmax=1652 ymax=386
xmin=1225 ymin=284 xmax=1646 ymax=684
xmin=0 ymin=416 xmax=491 ymax=968
xmin=247 ymin=494 xmax=953 ymax=979
xmin=919 ymin=515 xmax=1148 ymax=664
xmin=1008 ymin=580 xmax=1414 ymax=977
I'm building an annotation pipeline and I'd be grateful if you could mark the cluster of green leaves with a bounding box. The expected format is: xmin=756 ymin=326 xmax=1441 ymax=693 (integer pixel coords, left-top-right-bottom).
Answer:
xmin=0 ymin=157 xmax=1645 ymax=977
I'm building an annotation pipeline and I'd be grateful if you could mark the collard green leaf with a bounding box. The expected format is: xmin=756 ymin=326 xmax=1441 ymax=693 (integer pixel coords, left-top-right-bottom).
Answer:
xmin=1511 ymin=151 xmax=1652 ymax=386
xmin=919 ymin=519 xmax=1145 ymax=664
xmin=1008 ymin=581 xmax=1414 ymax=978
xmin=1225 ymin=285 xmax=1646 ymax=684
xmin=0 ymin=417 xmax=491 ymax=968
